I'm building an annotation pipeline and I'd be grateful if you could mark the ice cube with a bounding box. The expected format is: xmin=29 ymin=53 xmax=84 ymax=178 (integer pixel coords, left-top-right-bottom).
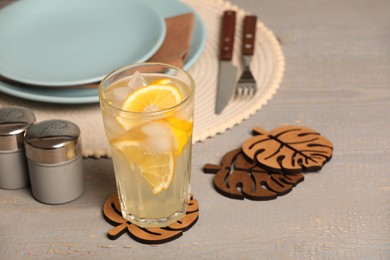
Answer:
xmin=127 ymin=71 xmax=147 ymax=91
xmin=141 ymin=122 xmax=174 ymax=153
xmin=102 ymin=112 xmax=127 ymax=138
xmin=141 ymin=121 xmax=171 ymax=137
xmin=105 ymin=85 xmax=133 ymax=107
xmin=146 ymin=136 xmax=173 ymax=153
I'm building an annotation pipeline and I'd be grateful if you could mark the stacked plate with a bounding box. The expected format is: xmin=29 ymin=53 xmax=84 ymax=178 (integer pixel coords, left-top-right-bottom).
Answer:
xmin=0 ymin=0 xmax=206 ymax=104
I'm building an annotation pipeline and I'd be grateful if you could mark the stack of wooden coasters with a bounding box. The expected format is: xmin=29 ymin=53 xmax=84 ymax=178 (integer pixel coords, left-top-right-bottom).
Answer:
xmin=203 ymin=125 xmax=334 ymax=200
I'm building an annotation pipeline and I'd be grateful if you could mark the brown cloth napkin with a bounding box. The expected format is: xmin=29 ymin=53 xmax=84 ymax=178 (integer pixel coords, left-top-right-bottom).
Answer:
xmin=148 ymin=13 xmax=194 ymax=69
xmin=0 ymin=13 xmax=195 ymax=89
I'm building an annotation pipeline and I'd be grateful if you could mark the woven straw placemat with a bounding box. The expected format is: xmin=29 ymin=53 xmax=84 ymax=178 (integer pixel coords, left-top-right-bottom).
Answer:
xmin=0 ymin=0 xmax=284 ymax=158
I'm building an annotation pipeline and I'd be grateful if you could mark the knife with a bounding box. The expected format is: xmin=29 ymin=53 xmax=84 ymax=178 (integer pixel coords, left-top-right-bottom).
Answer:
xmin=215 ymin=10 xmax=237 ymax=114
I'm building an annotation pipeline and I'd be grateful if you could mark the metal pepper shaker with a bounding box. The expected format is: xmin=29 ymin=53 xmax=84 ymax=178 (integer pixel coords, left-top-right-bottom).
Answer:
xmin=24 ymin=119 xmax=84 ymax=204
xmin=0 ymin=106 xmax=36 ymax=189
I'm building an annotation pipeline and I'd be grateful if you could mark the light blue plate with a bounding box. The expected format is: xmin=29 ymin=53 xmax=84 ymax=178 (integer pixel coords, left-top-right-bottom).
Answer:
xmin=0 ymin=0 xmax=166 ymax=86
xmin=0 ymin=0 xmax=206 ymax=104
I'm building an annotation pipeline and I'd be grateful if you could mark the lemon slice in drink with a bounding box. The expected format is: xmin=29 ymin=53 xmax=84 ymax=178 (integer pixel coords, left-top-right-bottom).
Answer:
xmin=122 ymin=84 xmax=182 ymax=113
xmin=150 ymin=78 xmax=175 ymax=85
xmin=167 ymin=117 xmax=193 ymax=155
xmin=117 ymin=82 xmax=192 ymax=154
xmin=117 ymin=84 xmax=183 ymax=130
xmin=112 ymin=140 xmax=174 ymax=194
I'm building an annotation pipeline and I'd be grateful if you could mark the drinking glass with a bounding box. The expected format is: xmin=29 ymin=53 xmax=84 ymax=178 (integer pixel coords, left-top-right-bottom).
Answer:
xmin=98 ymin=63 xmax=194 ymax=227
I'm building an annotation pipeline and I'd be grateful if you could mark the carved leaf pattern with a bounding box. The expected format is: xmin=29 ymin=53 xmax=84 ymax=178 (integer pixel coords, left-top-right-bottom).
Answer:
xmin=103 ymin=194 xmax=199 ymax=243
xmin=242 ymin=126 xmax=333 ymax=173
xmin=203 ymin=148 xmax=304 ymax=200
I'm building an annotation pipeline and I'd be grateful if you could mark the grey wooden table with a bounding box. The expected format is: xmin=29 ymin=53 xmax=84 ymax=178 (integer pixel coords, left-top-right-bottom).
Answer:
xmin=1 ymin=0 xmax=389 ymax=259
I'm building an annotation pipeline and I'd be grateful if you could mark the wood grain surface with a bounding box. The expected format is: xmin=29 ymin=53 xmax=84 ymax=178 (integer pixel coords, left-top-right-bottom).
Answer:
xmin=0 ymin=0 xmax=389 ymax=259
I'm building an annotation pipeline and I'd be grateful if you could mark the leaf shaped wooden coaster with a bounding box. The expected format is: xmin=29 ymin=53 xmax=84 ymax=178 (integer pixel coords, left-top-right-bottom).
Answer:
xmin=243 ymin=125 xmax=333 ymax=173
xmin=203 ymin=148 xmax=304 ymax=200
xmin=103 ymin=194 xmax=199 ymax=244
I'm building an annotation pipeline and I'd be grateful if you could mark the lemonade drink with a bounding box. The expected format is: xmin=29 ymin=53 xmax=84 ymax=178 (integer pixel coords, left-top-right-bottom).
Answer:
xmin=99 ymin=63 xmax=194 ymax=227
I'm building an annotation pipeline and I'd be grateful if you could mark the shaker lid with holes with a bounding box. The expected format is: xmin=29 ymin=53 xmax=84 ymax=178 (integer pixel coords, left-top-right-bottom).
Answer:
xmin=0 ymin=106 xmax=36 ymax=151
xmin=24 ymin=119 xmax=82 ymax=164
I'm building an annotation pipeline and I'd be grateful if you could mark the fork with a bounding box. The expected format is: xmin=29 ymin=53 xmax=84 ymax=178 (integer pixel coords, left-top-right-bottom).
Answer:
xmin=236 ymin=15 xmax=257 ymax=96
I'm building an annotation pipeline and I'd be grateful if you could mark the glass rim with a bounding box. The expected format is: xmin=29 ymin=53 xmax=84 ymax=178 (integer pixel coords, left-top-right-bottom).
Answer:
xmin=98 ymin=62 xmax=195 ymax=117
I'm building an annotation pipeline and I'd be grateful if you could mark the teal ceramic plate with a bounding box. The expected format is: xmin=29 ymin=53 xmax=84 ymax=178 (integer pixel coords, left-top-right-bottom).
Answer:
xmin=0 ymin=0 xmax=166 ymax=86
xmin=0 ymin=0 xmax=206 ymax=104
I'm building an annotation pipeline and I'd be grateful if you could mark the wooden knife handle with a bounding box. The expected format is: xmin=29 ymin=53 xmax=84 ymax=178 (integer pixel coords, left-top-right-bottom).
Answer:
xmin=242 ymin=15 xmax=257 ymax=56
xmin=219 ymin=10 xmax=236 ymax=61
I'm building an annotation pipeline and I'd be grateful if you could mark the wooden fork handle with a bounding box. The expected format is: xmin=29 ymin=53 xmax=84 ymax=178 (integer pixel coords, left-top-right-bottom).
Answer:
xmin=242 ymin=15 xmax=257 ymax=56
xmin=219 ymin=10 xmax=236 ymax=61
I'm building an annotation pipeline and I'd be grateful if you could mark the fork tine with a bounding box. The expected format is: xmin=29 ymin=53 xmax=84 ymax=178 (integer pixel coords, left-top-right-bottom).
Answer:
xmin=236 ymin=64 xmax=257 ymax=97
xmin=250 ymin=83 xmax=257 ymax=95
xmin=246 ymin=86 xmax=252 ymax=96
xmin=236 ymin=78 xmax=257 ymax=97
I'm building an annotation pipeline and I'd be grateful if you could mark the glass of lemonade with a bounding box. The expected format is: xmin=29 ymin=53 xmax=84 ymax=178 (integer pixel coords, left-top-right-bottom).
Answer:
xmin=98 ymin=63 xmax=194 ymax=228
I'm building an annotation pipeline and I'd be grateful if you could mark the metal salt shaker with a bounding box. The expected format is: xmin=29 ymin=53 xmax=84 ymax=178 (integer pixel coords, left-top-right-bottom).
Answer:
xmin=0 ymin=106 xmax=36 ymax=189
xmin=24 ymin=119 xmax=84 ymax=204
